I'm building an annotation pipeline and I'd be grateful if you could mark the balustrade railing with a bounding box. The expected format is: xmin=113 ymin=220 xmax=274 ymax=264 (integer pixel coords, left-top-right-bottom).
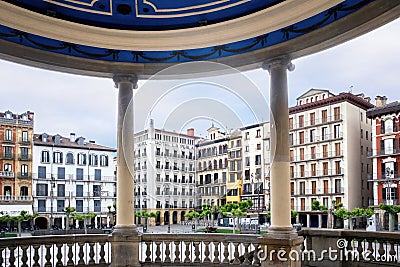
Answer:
xmin=139 ymin=233 xmax=260 ymax=266
xmin=0 ymin=234 xmax=110 ymax=267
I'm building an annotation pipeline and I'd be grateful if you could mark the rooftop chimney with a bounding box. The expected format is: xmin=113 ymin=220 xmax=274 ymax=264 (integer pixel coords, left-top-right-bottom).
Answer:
xmin=70 ymin=133 xmax=76 ymax=142
xmin=375 ymin=96 xmax=387 ymax=107
xmin=187 ymin=128 xmax=194 ymax=137
xmin=89 ymin=140 xmax=95 ymax=144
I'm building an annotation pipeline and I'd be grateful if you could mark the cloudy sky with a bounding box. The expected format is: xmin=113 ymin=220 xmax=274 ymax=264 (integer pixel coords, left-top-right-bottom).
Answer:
xmin=0 ymin=18 xmax=399 ymax=148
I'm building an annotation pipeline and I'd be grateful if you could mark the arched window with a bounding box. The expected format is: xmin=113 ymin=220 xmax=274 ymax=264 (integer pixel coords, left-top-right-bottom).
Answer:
xmin=53 ymin=151 xmax=63 ymax=164
xmin=219 ymin=159 xmax=223 ymax=169
xmin=214 ymin=160 xmax=217 ymax=170
xmin=89 ymin=153 xmax=98 ymax=166
xmin=66 ymin=152 xmax=74 ymax=164
xmin=41 ymin=150 xmax=50 ymax=163
xmin=77 ymin=153 xmax=87 ymax=165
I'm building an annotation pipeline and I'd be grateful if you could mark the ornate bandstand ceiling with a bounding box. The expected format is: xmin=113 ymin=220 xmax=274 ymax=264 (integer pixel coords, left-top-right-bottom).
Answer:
xmin=0 ymin=0 xmax=399 ymax=77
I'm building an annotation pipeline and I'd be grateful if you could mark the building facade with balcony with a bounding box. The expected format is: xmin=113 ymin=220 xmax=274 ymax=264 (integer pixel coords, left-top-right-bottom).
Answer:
xmin=196 ymin=125 xmax=228 ymax=208
xmin=240 ymin=123 xmax=270 ymax=215
xmin=367 ymin=97 xmax=400 ymax=209
xmin=0 ymin=110 xmax=34 ymax=216
xmin=289 ymin=89 xmax=374 ymax=227
xmin=32 ymin=133 xmax=116 ymax=230
xmin=133 ymin=119 xmax=197 ymax=226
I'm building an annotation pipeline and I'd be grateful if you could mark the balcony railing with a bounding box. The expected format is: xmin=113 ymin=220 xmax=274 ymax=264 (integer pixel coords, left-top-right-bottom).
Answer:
xmin=0 ymin=195 xmax=32 ymax=201
xmin=19 ymin=138 xmax=31 ymax=145
xmin=2 ymin=138 xmax=15 ymax=143
xmin=292 ymin=187 xmax=344 ymax=196
xmin=17 ymin=172 xmax=32 ymax=179
xmin=0 ymin=171 xmax=14 ymax=178
xmin=1 ymin=153 xmax=14 ymax=160
xmin=290 ymin=114 xmax=343 ymax=130
xmin=18 ymin=153 xmax=32 ymax=161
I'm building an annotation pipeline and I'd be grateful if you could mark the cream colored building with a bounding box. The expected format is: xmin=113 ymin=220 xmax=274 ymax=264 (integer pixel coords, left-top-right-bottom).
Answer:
xmin=289 ymin=89 xmax=373 ymax=226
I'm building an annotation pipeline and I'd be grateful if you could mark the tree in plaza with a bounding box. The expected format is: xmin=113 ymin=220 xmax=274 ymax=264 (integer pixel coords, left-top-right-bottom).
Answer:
xmin=70 ymin=212 xmax=97 ymax=234
xmin=185 ymin=211 xmax=201 ymax=231
xmin=63 ymin=207 xmax=76 ymax=231
xmin=220 ymin=200 xmax=253 ymax=234
xmin=135 ymin=211 xmax=159 ymax=232
xmin=379 ymin=204 xmax=400 ymax=232
xmin=311 ymin=200 xmax=328 ymax=211
xmin=6 ymin=211 xmax=38 ymax=237
xmin=334 ymin=207 xmax=374 ymax=230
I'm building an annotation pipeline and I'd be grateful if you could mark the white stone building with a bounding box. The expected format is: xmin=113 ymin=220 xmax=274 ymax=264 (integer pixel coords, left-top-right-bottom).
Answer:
xmin=289 ymin=89 xmax=373 ymax=227
xmin=133 ymin=120 xmax=197 ymax=226
xmin=32 ymin=133 xmax=116 ymax=229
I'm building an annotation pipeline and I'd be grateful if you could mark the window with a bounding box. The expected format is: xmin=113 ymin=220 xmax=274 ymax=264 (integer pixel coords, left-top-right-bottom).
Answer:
xmin=20 ymin=186 xmax=28 ymax=196
xmin=322 ymin=145 xmax=328 ymax=158
xmin=299 ymin=182 xmax=305 ymax=195
xmin=76 ymin=185 xmax=83 ymax=197
xmin=66 ymin=153 xmax=74 ymax=164
xmin=300 ymin=148 xmax=304 ymax=160
xmin=53 ymin=151 xmax=63 ymax=164
xmin=335 ymin=161 xmax=341 ymax=174
xmin=311 ymin=147 xmax=316 ymax=159
xmin=311 ymin=164 xmax=316 ymax=176
xmin=323 ymin=162 xmax=328 ymax=175
xmin=255 ymin=155 xmax=262 ymax=165
xmin=300 ymin=165 xmax=305 ymax=177
xmin=289 ymin=134 xmax=293 ymax=146
xmin=335 ymin=143 xmax=341 ymax=156
xmin=22 ymin=131 xmax=28 ymax=142
xmin=89 ymin=154 xmax=98 ymax=166
xmin=94 ymin=169 xmax=101 ymax=181
xmin=76 ymin=168 xmax=83 ymax=180
xmin=38 ymin=200 xmax=46 ymax=212
xmin=77 ymin=153 xmax=87 ymax=165
xmin=94 ymin=200 xmax=101 ymax=212
xmin=38 ymin=166 xmax=46 ymax=179
xmin=57 ymin=167 xmax=65 ymax=179
xmin=57 ymin=184 xmax=65 ymax=197
xmin=289 ymin=118 xmax=293 ymax=129
xmin=57 ymin=200 xmax=65 ymax=212
xmin=299 ymin=115 xmax=304 ymax=128
xmin=311 ymin=181 xmax=316 ymax=194
xmin=76 ymin=200 xmax=83 ymax=212
xmin=321 ymin=127 xmax=328 ymax=140
xmin=21 ymin=164 xmax=28 ymax=177
xmin=41 ymin=150 xmax=50 ymax=163
xmin=309 ymin=129 xmax=316 ymax=142
xmin=321 ymin=110 xmax=327 ymax=123
xmin=299 ymin=132 xmax=304 ymax=144
xmin=334 ymin=107 xmax=340 ymax=120
xmin=290 ymin=150 xmax=294 ymax=161
xmin=4 ymin=163 xmax=12 ymax=172
xmin=335 ymin=179 xmax=342 ymax=193
xmin=257 ymin=143 xmax=261 ymax=150
xmin=256 ymin=129 xmax=261 ymax=138
xmin=93 ymin=185 xmax=101 ymax=197
xmin=334 ymin=125 xmax=341 ymax=138
xmin=20 ymin=147 xmax=28 ymax=160
xmin=310 ymin=113 xmax=315 ymax=126
xmin=36 ymin=184 xmax=48 ymax=196
xmin=290 ymin=166 xmax=294 ymax=178
xmin=5 ymin=129 xmax=12 ymax=141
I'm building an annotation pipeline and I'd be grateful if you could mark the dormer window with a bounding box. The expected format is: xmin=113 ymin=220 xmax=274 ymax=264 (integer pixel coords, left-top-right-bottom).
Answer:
xmin=77 ymin=137 xmax=85 ymax=146
xmin=53 ymin=135 xmax=61 ymax=145
xmin=42 ymin=134 xmax=48 ymax=142
xmin=5 ymin=111 xmax=12 ymax=119
xmin=21 ymin=113 xmax=28 ymax=121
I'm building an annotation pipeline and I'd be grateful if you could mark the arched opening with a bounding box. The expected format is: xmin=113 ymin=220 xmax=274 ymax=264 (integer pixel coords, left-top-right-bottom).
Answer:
xmin=164 ymin=211 xmax=170 ymax=225
xmin=156 ymin=212 xmax=161 ymax=226
xmin=180 ymin=211 xmax=186 ymax=223
xmin=172 ymin=211 xmax=178 ymax=224
xmin=34 ymin=217 xmax=48 ymax=230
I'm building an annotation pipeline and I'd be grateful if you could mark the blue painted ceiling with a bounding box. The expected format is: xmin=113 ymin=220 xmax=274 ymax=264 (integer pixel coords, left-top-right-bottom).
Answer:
xmin=0 ymin=0 xmax=373 ymax=63
xmin=4 ymin=0 xmax=283 ymax=30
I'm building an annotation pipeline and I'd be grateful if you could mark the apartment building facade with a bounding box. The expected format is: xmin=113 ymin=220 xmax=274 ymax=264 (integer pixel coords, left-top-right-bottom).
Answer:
xmin=367 ymin=97 xmax=400 ymax=207
xmin=289 ymin=89 xmax=374 ymax=227
xmin=133 ymin=120 xmax=197 ymax=226
xmin=196 ymin=125 xmax=228 ymax=208
xmin=32 ymin=133 xmax=116 ymax=229
xmin=0 ymin=110 xmax=34 ymax=217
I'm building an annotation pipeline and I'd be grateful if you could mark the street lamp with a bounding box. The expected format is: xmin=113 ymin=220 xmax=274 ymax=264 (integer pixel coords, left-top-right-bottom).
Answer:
xmin=50 ymin=175 xmax=55 ymax=230
xmin=251 ymin=173 xmax=261 ymax=234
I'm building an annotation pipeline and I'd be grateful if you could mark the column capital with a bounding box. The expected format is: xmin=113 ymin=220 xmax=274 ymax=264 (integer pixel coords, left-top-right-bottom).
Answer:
xmin=262 ymin=56 xmax=295 ymax=73
xmin=113 ymin=73 xmax=138 ymax=88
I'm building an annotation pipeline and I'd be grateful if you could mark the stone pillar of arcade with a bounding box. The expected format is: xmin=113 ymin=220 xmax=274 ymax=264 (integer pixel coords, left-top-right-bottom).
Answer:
xmin=110 ymin=74 xmax=141 ymax=267
xmin=259 ymin=57 xmax=303 ymax=267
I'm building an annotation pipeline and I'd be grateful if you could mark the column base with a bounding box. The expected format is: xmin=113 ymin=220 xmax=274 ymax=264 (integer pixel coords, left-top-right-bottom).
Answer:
xmin=259 ymin=227 xmax=304 ymax=267
xmin=110 ymin=225 xmax=141 ymax=267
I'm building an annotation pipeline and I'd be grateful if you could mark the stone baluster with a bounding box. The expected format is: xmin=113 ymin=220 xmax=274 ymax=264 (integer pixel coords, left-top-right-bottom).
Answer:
xmin=164 ymin=241 xmax=171 ymax=263
xmin=253 ymin=244 xmax=260 ymax=266
xmin=154 ymin=241 xmax=161 ymax=262
xmin=145 ymin=241 xmax=152 ymax=262
xmin=233 ymin=242 xmax=240 ymax=264
xmin=184 ymin=241 xmax=191 ymax=263
xmin=356 ymin=238 xmax=364 ymax=258
xmin=389 ymin=241 xmax=397 ymax=261
xmin=378 ymin=241 xmax=385 ymax=259
xmin=193 ymin=241 xmax=201 ymax=263
xmin=213 ymin=241 xmax=220 ymax=264
xmin=222 ymin=242 xmax=230 ymax=263
xmin=32 ymin=244 xmax=40 ymax=267
xmin=55 ymin=243 xmax=63 ymax=267
xmin=174 ymin=241 xmax=181 ymax=263
xmin=366 ymin=239 xmax=375 ymax=261
xmin=99 ymin=241 xmax=106 ymax=264
xmin=88 ymin=242 xmax=95 ymax=264
xmin=243 ymin=242 xmax=250 ymax=265
xmin=8 ymin=246 xmax=16 ymax=267
xmin=78 ymin=242 xmax=85 ymax=265
xmin=66 ymin=242 xmax=74 ymax=266
xmin=203 ymin=241 xmax=211 ymax=263
xmin=44 ymin=244 xmax=52 ymax=267
xmin=21 ymin=244 xmax=28 ymax=267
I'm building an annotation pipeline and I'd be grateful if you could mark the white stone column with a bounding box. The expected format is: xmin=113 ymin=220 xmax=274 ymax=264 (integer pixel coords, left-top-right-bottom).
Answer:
xmin=307 ymin=214 xmax=311 ymax=228
xmin=264 ymin=57 xmax=294 ymax=234
xmin=113 ymin=74 xmax=137 ymax=227
xmin=110 ymin=74 xmax=141 ymax=267
xmin=318 ymin=214 xmax=322 ymax=228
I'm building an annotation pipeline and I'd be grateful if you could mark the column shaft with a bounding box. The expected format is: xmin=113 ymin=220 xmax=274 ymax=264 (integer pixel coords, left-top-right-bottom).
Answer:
xmin=266 ymin=57 xmax=294 ymax=232
xmin=114 ymin=74 xmax=138 ymax=226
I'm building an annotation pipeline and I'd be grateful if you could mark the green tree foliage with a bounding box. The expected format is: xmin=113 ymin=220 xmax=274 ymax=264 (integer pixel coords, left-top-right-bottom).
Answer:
xmin=220 ymin=200 xmax=253 ymax=234
xmin=63 ymin=207 xmax=76 ymax=231
xmin=311 ymin=200 xmax=328 ymax=211
xmin=70 ymin=212 xmax=97 ymax=234
xmin=0 ymin=211 xmax=38 ymax=236
xmin=379 ymin=204 xmax=400 ymax=215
